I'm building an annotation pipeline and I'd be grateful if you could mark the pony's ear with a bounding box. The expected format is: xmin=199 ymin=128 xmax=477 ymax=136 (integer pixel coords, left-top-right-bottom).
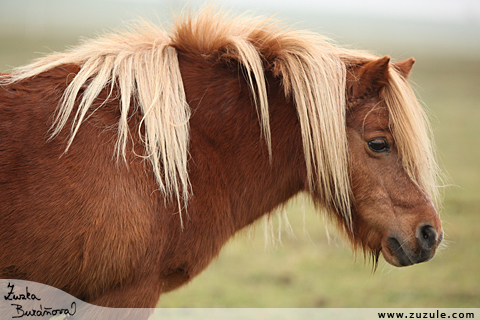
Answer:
xmin=351 ymin=56 xmax=390 ymax=99
xmin=392 ymin=57 xmax=415 ymax=79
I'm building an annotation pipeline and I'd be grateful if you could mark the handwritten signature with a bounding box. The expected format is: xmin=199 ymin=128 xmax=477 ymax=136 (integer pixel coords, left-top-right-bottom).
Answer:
xmin=4 ymin=282 xmax=76 ymax=318
xmin=4 ymin=283 xmax=41 ymax=302
xmin=9 ymin=303 xmax=77 ymax=318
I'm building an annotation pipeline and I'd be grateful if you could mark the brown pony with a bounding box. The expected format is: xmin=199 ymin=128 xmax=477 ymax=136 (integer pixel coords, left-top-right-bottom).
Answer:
xmin=0 ymin=9 xmax=442 ymax=308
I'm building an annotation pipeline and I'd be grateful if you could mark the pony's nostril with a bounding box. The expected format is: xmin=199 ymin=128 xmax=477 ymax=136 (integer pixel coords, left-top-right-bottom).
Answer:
xmin=416 ymin=224 xmax=437 ymax=251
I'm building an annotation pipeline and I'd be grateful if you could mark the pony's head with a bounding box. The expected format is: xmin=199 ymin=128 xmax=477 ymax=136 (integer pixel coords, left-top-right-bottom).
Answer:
xmin=340 ymin=56 xmax=443 ymax=267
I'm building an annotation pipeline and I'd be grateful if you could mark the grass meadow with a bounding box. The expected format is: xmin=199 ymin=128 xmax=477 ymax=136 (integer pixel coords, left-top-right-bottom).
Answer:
xmin=1 ymin=33 xmax=479 ymax=308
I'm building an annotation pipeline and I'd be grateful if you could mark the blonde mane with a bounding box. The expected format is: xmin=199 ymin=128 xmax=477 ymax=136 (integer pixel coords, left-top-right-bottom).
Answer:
xmin=1 ymin=8 xmax=440 ymax=228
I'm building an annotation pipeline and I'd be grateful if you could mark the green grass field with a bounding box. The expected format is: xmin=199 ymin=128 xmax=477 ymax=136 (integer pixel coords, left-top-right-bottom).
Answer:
xmin=1 ymin=36 xmax=479 ymax=308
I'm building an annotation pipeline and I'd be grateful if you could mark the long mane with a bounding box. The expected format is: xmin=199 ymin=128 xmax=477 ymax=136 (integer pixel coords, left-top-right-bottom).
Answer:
xmin=0 ymin=8 xmax=440 ymax=228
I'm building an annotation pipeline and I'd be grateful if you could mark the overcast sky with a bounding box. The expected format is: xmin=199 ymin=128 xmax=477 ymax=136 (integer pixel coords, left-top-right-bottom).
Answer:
xmin=1 ymin=0 xmax=479 ymax=58
xmin=109 ymin=0 xmax=480 ymax=24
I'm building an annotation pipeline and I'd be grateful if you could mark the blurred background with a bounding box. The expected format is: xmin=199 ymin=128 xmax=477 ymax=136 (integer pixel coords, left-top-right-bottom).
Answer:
xmin=1 ymin=0 xmax=479 ymax=308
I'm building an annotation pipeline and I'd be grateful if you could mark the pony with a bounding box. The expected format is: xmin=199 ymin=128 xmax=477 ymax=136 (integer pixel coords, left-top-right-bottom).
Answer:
xmin=0 ymin=8 xmax=443 ymax=308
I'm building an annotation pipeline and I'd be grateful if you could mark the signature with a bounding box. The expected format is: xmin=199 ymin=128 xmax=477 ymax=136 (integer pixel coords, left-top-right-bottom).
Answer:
xmin=4 ymin=282 xmax=77 ymax=318
xmin=10 ymin=302 xmax=76 ymax=318
xmin=4 ymin=283 xmax=41 ymax=302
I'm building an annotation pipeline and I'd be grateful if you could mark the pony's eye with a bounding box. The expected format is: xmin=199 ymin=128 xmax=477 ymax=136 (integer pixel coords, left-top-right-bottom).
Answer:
xmin=367 ymin=138 xmax=390 ymax=153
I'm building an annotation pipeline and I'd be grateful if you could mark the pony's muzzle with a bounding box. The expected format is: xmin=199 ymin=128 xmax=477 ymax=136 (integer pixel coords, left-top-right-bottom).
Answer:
xmin=385 ymin=223 xmax=443 ymax=267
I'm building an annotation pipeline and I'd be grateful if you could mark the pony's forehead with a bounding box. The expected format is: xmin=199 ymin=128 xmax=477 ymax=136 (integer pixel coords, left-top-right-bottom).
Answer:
xmin=347 ymin=98 xmax=390 ymax=132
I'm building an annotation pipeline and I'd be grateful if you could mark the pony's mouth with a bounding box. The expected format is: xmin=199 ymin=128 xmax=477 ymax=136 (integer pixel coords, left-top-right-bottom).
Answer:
xmin=385 ymin=237 xmax=414 ymax=267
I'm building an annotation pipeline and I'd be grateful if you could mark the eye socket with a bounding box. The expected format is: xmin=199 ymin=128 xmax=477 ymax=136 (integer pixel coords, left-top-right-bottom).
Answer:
xmin=367 ymin=138 xmax=390 ymax=153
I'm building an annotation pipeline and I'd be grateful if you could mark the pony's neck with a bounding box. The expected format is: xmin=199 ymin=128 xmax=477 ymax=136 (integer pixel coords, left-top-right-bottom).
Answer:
xmin=179 ymin=52 xmax=307 ymax=231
